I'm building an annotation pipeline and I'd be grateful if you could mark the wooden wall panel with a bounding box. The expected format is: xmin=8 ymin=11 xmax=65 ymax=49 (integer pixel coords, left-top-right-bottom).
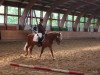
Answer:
xmin=1 ymin=30 xmax=31 ymax=40
xmin=1 ymin=30 xmax=100 ymax=41
xmin=0 ymin=26 xmax=6 ymax=30
xmin=7 ymin=26 xmax=17 ymax=30
xmin=0 ymin=25 xmax=17 ymax=30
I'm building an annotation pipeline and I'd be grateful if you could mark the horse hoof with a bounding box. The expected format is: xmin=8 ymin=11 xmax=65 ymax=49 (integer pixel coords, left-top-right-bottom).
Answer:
xmin=53 ymin=58 xmax=55 ymax=60
xmin=24 ymin=54 xmax=28 ymax=57
xmin=25 ymin=55 xmax=27 ymax=56
xmin=20 ymin=54 xmax=25 ymax=57
xmin=29 ymin=55 xmax=33 ymax=58
xmin=39 ymin=57 xmax=41 ymax=59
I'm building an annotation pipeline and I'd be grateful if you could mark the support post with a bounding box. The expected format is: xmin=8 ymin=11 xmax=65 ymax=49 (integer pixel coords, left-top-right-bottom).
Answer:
xmin=19 ymin=0 xmax=37 ymax=30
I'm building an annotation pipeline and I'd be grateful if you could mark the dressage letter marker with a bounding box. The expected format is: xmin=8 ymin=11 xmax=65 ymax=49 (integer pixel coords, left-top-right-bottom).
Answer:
xmin=10 ymin=63 xmax=84 ymax=75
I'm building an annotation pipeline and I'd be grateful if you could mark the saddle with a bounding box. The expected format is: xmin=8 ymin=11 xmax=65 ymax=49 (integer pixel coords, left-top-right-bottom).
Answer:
xmin=38 ymin=36 xmax=43 ymax=47
xmin=33 ymin=33 xmax=42 ymax=42
xmin=33 ymin=33 xmax=44 ymax=47
xmin=37 ymin=34 xmax=46 ymax=47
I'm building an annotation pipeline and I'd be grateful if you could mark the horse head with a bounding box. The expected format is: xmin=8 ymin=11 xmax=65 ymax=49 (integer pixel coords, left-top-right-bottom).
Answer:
xmin=55 ymin=32 xmax=62 ymax=45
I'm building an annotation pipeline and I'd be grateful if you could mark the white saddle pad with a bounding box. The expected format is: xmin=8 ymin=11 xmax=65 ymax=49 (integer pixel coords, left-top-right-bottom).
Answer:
xmin=33 ymin=33 xmax=42 ymax=42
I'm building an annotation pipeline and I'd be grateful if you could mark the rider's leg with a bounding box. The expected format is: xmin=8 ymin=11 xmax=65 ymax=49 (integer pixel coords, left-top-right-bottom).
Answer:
xmin=38 ymin=37 xmax=41 ymax=46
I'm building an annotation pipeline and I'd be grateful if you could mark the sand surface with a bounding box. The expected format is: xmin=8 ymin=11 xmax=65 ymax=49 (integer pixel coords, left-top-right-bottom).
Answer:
xmin=0 ymin=39 xmax=100 ymax=75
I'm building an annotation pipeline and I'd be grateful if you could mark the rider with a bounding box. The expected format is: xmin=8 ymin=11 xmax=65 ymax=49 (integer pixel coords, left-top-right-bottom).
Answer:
xmin=37 ymin=18 xmax=45 ymax=46
xmin=33 ymin=25 xmax=37 ymax=32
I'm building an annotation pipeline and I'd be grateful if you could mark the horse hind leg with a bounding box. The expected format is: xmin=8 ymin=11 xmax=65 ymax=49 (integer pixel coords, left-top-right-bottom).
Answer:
xmin=29 ymin=45 xmax=34 ymax=58
xmin=24 ymin=42 xmax=28 ymax=51
xmin=24 ymin=42 xmax=30 ymax=56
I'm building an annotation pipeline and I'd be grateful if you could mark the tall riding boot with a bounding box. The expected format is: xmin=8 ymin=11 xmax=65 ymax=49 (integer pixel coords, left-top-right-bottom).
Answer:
xmin=38 ymin=38 xmax=42 ymax=47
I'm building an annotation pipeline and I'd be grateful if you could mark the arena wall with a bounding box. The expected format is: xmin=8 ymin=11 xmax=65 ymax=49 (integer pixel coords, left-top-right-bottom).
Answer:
xmin=0 ymin=30 xmax=100 ymax=41
xmin=61 ymin=31 xmax=100 ymax=39
xmin=0 ymin=30 xmax=30 ymax=41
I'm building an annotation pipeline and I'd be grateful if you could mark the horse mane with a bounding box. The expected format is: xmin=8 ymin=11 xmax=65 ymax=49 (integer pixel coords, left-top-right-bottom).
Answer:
xmin=46 ymin=32 xmax=60 ymax=40
xmin=47 ymin=32 xmax=60 ymax=36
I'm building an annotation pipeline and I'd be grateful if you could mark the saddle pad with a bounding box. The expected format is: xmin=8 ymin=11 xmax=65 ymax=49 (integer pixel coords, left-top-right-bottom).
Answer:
xmin=33 ymin=33 xmax=42 ymax=42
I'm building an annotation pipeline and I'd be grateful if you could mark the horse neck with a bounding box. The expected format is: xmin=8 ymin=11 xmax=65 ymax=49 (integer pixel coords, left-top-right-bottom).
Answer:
xmin=48 ymin=33 xmax=57 ymax=41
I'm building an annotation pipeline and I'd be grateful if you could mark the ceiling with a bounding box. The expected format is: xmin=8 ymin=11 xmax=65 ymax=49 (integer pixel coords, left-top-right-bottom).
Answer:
xmin=2 ymin=0 xmax=100 ymax=17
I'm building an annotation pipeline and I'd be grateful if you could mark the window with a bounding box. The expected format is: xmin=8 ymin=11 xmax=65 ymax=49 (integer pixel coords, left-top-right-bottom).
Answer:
xmin=0 ymin=5 xmax=4 ymax=14
xmin=85 ymin=17 xmax=88 ymax=22
xmin=26 ymin=18 xmax=30 ymax=25
xmin=91 ymin=18 xmax=95 ymax=23
xmin=60 ymin=14 xmax=64 ymax=19
xmin=47 ymin=19 xmax=51 ymax=25
xmin=79 ymin=23 xmax=84 ymax=31
xmin=43 ymin=11 xmax=46 ymax=17
xmin=33 ymin=10 xmax=40 ymax=17
xmin=93 ymin=24 xmax=96 ymax=28
xmin=94 ymin=19 xmax=97 ymax=23
xmin=90 ymin=18 xmax=97 ymax=30
xmin=67 ymin=21 xmax=72 ymax=27
xmin=21 ymin=8 xmax=24 ymax=15
xmin=74 ymin=16 xmax=77 ymax=21
xmin=67 ymin=21 xmax=72 ymax=31
xmin=0 ymin=15 xmax=4 ymax=24
xmin=8 ymin=6 xmax=18 ymax=15
xmin=46 ymin=20 xmax=51 ymax=30
xmin=68 ymin=15 xmax=72 ymax=21
xmin=52 ymin=20 xmax=58 ymax=27
xmin=27 ymin=11 xmax=30 ymax=17
xmin=7 ymin=16 xmax=18 ymax=24
xmin=91 ymin=18 xmax=97 ymax=24
xmin=32 ymin=18 xmax=39 ymax=25
xmin=52 ymin=13 xmax=58 ymax=19
xmin=77 ymin=23 xmax=80 ymax=31
xmin=80 ymin=17 xmax=84 ymax=22
xmin=64 ymin=21 xmax=67 ymax=28
xmin=89 ymin=24 xmax=94 ymax=32
xmin=52 ymin=20 xmax=58 ymax=31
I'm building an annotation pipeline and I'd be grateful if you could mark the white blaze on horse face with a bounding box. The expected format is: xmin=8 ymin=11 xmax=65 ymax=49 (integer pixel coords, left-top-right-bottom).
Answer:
xmin=60 ymin=32 xmax=62 ymax=41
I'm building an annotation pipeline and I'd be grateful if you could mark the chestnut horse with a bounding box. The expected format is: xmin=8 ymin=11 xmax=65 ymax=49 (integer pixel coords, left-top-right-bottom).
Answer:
xmin=24 ymin=32 xmax=62 ymax=59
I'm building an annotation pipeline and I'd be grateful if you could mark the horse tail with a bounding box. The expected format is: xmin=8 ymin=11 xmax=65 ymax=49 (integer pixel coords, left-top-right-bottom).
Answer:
xmin=23 ymin=42 xmax=28 ymax=51
xmin=23 ymin=33 xmax=33 ymax=51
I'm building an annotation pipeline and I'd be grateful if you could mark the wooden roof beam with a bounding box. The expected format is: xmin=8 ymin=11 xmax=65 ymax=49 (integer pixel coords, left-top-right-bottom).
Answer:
xmin=43 ymin=0 xmax=70 ymax=27
xmin=0 ymin=0 xmax=5 ymax=6
xmin=54 ymin=0 xmax=70 ymax=5
xmin=72 ymin=12 xmax=86 ymax=31
xmin=56 ymin=1 xmax=89 ymax=29
xmin=59 ymin=11 xmax=70 ymax=28
xmin=86 ymin=9 xmax=100 ymax=17
xmin=94 ymin=18 xmax=100 ymax=30
xmin=80 ymin=0 xmax=100 ymax=7
xmin=84 ymin=17 xmax=92 ymax=32
xmin=20 ymin=0 xmax=25 ymax=2
xmin=19 ymin=0 xmax=37 ymax=30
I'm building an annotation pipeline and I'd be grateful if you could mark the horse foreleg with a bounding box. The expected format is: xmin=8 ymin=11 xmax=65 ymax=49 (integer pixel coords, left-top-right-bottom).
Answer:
xmin=49 ymin=46 xmax=55 ymax=60
xmin=25 ymin=46 xmax=28 ymax=56
xmin=29 ymin=45 xmax=34 ymax=57
xmin=39 ymin=46 xmax=45 ymax=58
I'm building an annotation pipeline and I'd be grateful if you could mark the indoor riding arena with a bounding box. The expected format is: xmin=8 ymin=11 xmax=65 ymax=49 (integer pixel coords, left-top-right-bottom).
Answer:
xmin=0 ymin=0 xmax=100 ymax=75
